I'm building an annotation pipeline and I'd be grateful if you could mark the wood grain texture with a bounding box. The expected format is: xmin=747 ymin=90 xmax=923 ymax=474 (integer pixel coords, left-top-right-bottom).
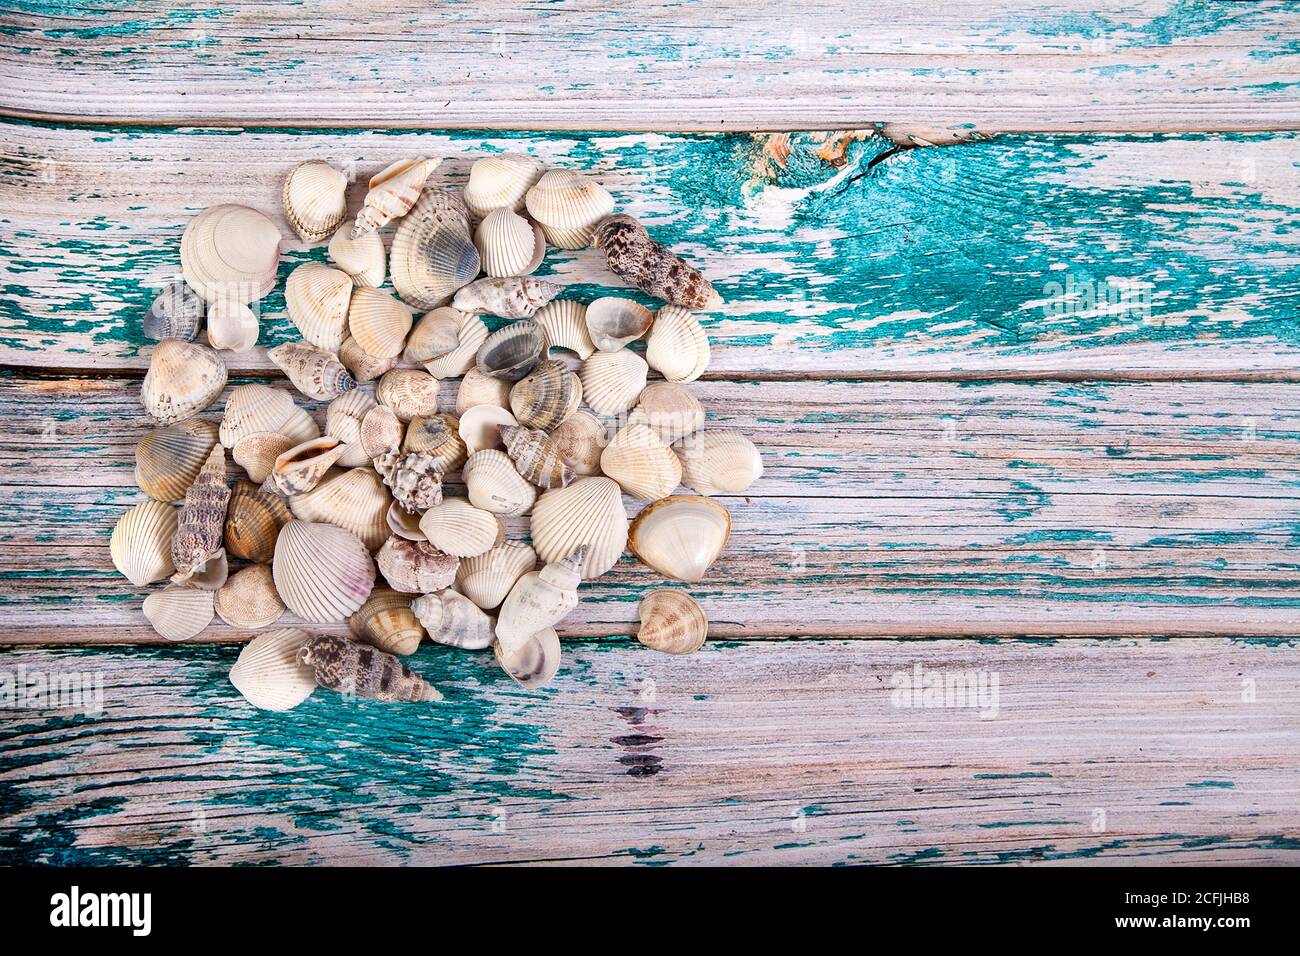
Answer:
xmin=2 ymin=639 xmax=1296 ymax=865
xmin=2 ymin=1 xmax=1298 ymax=131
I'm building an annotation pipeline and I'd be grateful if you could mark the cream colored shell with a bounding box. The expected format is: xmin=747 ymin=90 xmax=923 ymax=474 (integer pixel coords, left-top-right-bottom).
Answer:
xmin=143 ymin=585 xmax=214 ymax=642
xmin=528 ymin=476 xmax=628 ymax=579
xmin=577 ymin=349 xmax=648 ymax=416
xmin=228 ymin=627 xmax=317 ymax=711
xmin=645 ymin=304 xmax=710 ymax=382
xmin=272 ymin=519 xmax=376 ymax=623
xmin=111 ymin=500 xmax=178 ymax=586
xmin=599 ymin=423 xmax=682 ymax=501
xmin=285 ymin=262 xmax=352 ymax=351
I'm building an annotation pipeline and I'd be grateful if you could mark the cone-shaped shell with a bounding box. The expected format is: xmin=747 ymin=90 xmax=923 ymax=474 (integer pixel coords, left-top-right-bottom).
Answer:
xmin=418 ymin=498 xmax=503 ymax=558
xmin=285 ymin=262 xmax=353 ymax=351
xmin=300 ymin=634 xmax=442 ymax=702
xmin=452 ymin=277 xmax=560 ymax=320
xmin=214 ymin=563 xmax=285 ymax=629
xmin=494 ymin=627 xmax=561 ymax=689
xmin=325 ymin=388 xmax=378 ymax=467
xmin=349 ymin=286 xmax=413 ymax=359
xmin=456 ymin=366 xmax=512 ymax=414
xmin=529 ymin=476 xmax=627 ymax=579
xmin=510 ymin=359 xmax=582 ymax=431
xmin=645 ymin=304 xmax=710 ymax=382
xmin=328 ymin=224 xmax=385 ymax=288
xmin=578 ymin=348 xmax=647 ymax=416
xmin=550 ymin=410 xmax=607 ymax=476
xmin=591 ymin=213 xmax=722 ymax=312
xmin=351 ymin=157 xmax=441 ymax=239
xmin=267 ymin=342 xmax=355 ymax=401
xmin=375 ymin=368 xmax=440 ymax=422
xmin=229 ymin=627 xmax=317 ymax=711
xmin=348 ymin=585 xmax=423 ymax=656
xmin=110 ymin=500 xmax=178 ymax=586
xmin=525 ymin=169 xmax=614 ymax=249
xmin=474 ymin=207 xmax=545 ymax=277
xmin=464 ymin=448 xmax=537 ymax=516
xmin=500 ymin=424 xmax=574 ymax=489
xmin=232 ymin=431 xmax=296 ymax=484
xmin=600 ymin=423 xmax=682 ymax=501
xmin=289 ymin=467 xmax=393 ymax=551
xmin=674 ymin=429 xmax=763 ymax=496
xmin=586 ymin=297 xmax=654 ymax=352
xmin=463 ymin=153 xmax=544 ymax=219
xmin=283 ymin=161 xmax=348 ymax=244
xmin=456 ymin=541 xmax=537 ymax=611
xmin=360 ymin=404 xmax=405 ymax=458
xmin=390 ymin=187 xmax=479 ymax=310
xmin=171 ymin=443 xmax=231 ymax=581
xmin=206 ymin=299 xmax=259 ymax=352
xmin=458 ymin=403 xmax=516 ymax=453
xmin=224 ymin=479 xmax=291 ymax=563
xmin=404 ymin=307 xmax=464 ymax=364
xmin=628 ymin=495 xmax=731 ymax=583
xmin=143 ymin=281 xmax=203 ymax=342
xmin=532 ymin=299 xmax=595 ymax=359
xmin=181 ymin=204 xmax=281 ymax=305
xmin=273 ymin=520 xmax=376 ymax=623
xmin=339 ymin=335 xmax=398 ymax=383
xmin=143 ymin=585 xmax=213 ymax=642
xmin=135 ymin=419 xmax=220 ymax=502
xmin=376 ymin=535 xmax=459 ymax=593
xmin=141 ymin=339 xmax=227 ymax=424
xmin=410 ymin=589 xmax=496 ymax=650
xmin=628 ymin=382 xmax=704 ymax=445
xmin=271 ymin=436 xmax=346 ymax=496
xmin=637 ymin=589 xmax=707 ymax=655
xmin=220 ymin=383 xmax=319 ymax=449
xmin=475 ymin=320 xmax=546 ymax=382
xmin=495 ymin=548 xmax=585 ymax=650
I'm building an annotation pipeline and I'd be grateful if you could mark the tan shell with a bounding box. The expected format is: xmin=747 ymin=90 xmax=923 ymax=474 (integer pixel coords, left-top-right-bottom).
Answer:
xmin=285 ymin=262 xmax=353 ymax=351
xmin=135 ymin=419 xmax=220 ymax=502
xmin=339 ymin=335 xmax=398 ymax=383
xmin=272 ymin=520 xmax=376 ymax=623
xmin=373 ymin=450 xmax=443 ymax=515
xmin=550 ymin=410 xmax=608 ymax=476
xmin=591 ymin=213 xmax=722 ymax=312
xmin=418 ymin=498 xmax=504 ymax=558
xmin=455 ymin=541 xmax=537 ymax=611
xmin=462 ymin=153 xmax=544 ymax=219
xmin=325 ymin=388 xmax=379 ymax=467
xmin=389 ymin=188 xmax=479 ymax=311
xmin=404 ymin=307 xmax=465 ymax=364
xmin=349 ymin=585 xmax=423 ymax=656
xmin=232 ymin=431 xmax=296 ymax=484
xmin=645 ymin=305 xmax=710 ymax=382
xmin=219 ymin=383 xmax=319 ymax=449
xmin=628 ymin=495 xmax=731 ymax=583
xmin=494 ymin=548 xmax=584 ymax=649
xmin=674 ymin=429 xmax=763 ymax=496
xmin=452 ymin=277 xmax=561 ymax=320
xmin=524 ymin=168 xmax=614 ymax=249
xmin=500 ymin=424 xmax=574 ymax=489
xmin=267 ymin=342 xmax=356 ymax=401
xmin=328 ymin=224 xmax=386 ymax=288
xmin=140 ymin=339 xmax=228 ymax=424
xmin=386 ymin=500 xmax=426 ymax=541
xmin=475 ymin=319 xmax=546 ymax=381
xmin=143 ymin=585 xmax=214 ymax=642
xmin=456 ymin=366 xmax=512 ymax=414
xmin=577 ymin=348 xmax=648 ymax=416
xmin=223 ymin=480 xmax=288 ymax=563
xmin=351 ymin=156 xmax=441 ymax=239
xmin=181 ymin=204 xmax=280 ymax=305
xmin=529 ymin=476 xmax=627 ymax=579
xmin=585 ymin=297 xmax=654 ymax=352
xmin=348 ymin=286 xmax=413 ymax=359
xmin=509 ymin=359 xmax=582 ymax=431
xmin=375 ymin=535 xmax=459 ymax=593
xmin=463 ymin=448 xmax=538 ymax=516
xmin=410 ymin=588 xmax=496 ymax=650
xmin=533 ymin=299 xmax=595 ymax=359
xmin=229 ymin=627 xmax=317 ymax=711
xmin=205 ymin=300 xmax=260 ymax=352
xmin=375 ymin=368 xmax=440 ymax=422
xmin=170 ymin=443 xmax=231 ymax=582
xmin=289 ymin=467 xmax=393 ymax=551
xmin=637 ymin=589 xmax=708 ymax=655
xmin=214 ymin=564 xmax=285 ymax=629
xmin=283 ymin=160 xmax=348 ymax=244
xmin=423 ymin=312 xmax=488 ymax=378
xmin=474 ymin=207 xmax=545 ymax=277
xmin=628 ymin=382 xmax=705 ymax=445
xmin=600 ymin=423 xmax=682 ymax=501
xmin=360 ymin=404 xmax=405 ymax=457
xmin=402 ymin=414 xmax=466 ymax=472
xmin=494 ymin=627 xmax=561 ymax=689
xmin=110 ymin=500 xmax=178 ymax=586
xmin=271 ymin=436 xmax=346 ymax=496
xmin=458 ymin=403 xmax=517 ymax=453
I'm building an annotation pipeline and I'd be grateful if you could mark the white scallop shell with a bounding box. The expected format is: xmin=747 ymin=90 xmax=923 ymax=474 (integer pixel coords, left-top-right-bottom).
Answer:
xmin=474 ymin=207 xmax=545 ymax=277
xmin=418 ymin=498 xmax=502 ymax=558
xmin=220 ymin=383 xmax=320 ymax=449
xmin=458 ymin=404 xmax=517 ymax=453
xmin=463 ymin=153 xmax=544 ymax=220
xmin=456 ymin=541 xmax=537 ymax=611
xmin=533 ymin=299 xmax=595 ymax=359
xmin=464 ymin=448 xmax=538 ymax=516
xmin=272 ymin=519 xmax=376 ymax=623
xmin=673 ymin=429 xmax=764 ymax=496
xmin=288 ymin=467 xmax=393 ymax=551
xmin=600 ymin=423 xmax=682 ymax=501
xmin=328 ymin=224 xmax=386 ymax=288
xmin=422 ymin=312 xmax=488 ymax=378
xmin=110 ymin=500 xmax=178 ymax=586
xmin=351 ymin=156 xmax=441 ymax=239
xmin=285 ymin=262 xmax=352 ymax=351
xmin=645 ymin=305 xmax=710 ymax=382
xmin=283 ymin=161 xmax=348 ymax=244
xmin=181 ymin=204 xmax=281 ymax=305
xmin=348 ymin=286 xmax=413 ymax=359
xmin=142 ymin=585 xmax=214 ymax=642
xmin=627 ymin=382 xmax=704 ymax=445
xmin=628 ymin=495 xmax=731 ymax=583
xmin=585 ymin=297 xmax=654 ymax=352
xmin=577 ymin=349 xmax=648 ymax=416
xmin=325 ymin=388 xmax=378 ymax=467
xmin=229 ymin=627 xmax=318 ymax=711
xmin=205 ymin=299 xmax=259 ymax=352
xmin=524 ymin=169 xmax=615 ymax=249
xmin=529 ymin=476 xmax=628 ymax=579
xmin=456 ymin=366 xmax=512 ymax=414
xmin=140 ymin=339 xmax=228 ymax=424
xmin=494 ymin=626 xmax=561 ymax=689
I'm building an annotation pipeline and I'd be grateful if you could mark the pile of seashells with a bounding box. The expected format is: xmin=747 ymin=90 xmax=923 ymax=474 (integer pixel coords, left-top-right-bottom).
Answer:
xmin=113 ymin=153 xmax=762 ymax=711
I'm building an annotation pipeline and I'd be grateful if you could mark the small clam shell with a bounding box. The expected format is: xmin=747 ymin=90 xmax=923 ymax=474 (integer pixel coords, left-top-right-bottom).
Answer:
xmin=283 ymin=160 xmax=348 ymax=244
xmin=376 ymin=535 xmax=459 ymax=593
xmin=423 ymin=312 xmax=488 ymax=378
xmin=348 ymin=286 xmax=413 ymax=359
xmin=577 ymin=348 xmax=648 ymax=416
xmin=220 ymin=383 xmax=319 ymax=449
xmin=224 ymin=479 xmax=291 ymax=564
xmin=591 ymin=213 xmax=722 ymax=312
xmin=375 ymin=368 xmax=440 ymax=422
xmin=386 ymin=500 xmax=426 ymax=541
xmin=135 ymin=419 xmax=220 ymax=502
xmin=456 ymin=541 xmax=537 ymax=611
xmin=403 ymin=414 xmax=467 ymax=472
xmin=360 ymin=404 xmax=405 ymax=457
xmin=452 ymin=277 xmax=560 ymax=320
xmin=142 ymin=585 xmax=214 ymax=642
xmin=550 ymin=410 xmax=608 ymax=476
xmin=181 ymin=204 xmax=281 ymax=306
xmin=458 ymin=404 xmax=517 ymax=453
xmin=404 ymin=306 xmax=465 ymax=364
xmin=645 ymin=304 xmax=710 ymax=382
xmin=390 ymin=188 xmax=479 ymax=310
xmin=229 ymin=627 xmax=317 ymax=711
xmin=410 ymin=589 xmax=496 ymax=650
xmin=273 ymin=520 xmax=376 ymax=623
xmin=176 ymin=548 xmax=229 ymax=592
xmin=494 ymin=627 xmax=561 ymax=689
xmin=476 ymin=320 xmax=546 ymax=382
xmin=456 ymin=366 xmax=512 ymax=415
xmin=463 ymin=153 xmax=544 ymax=219
xmin=267 ymin=342 xmax=356 ymax=402
xmin=637 ymin=589 xmax=708 ymax=655
xmin=474 ymin=207 xmax=545 ymax=277
xmin=285 ymin=262 xmax=353 ymax=351
xmin=232 ymin=431 xmax=296 ymax=484
xmin=525 ymin=169 xmax=614 ymax=249
xmin=529 ymin=476 xmax=628 ymax=579
xmin=289 ymin=467 xmax=393 ymax=551
xmin=271 ymin=436 xmax=346 ymax=496
xmin=500 ymin=424 xmax=574 ymax=489
xmin=600 ymin=423 xmax=682 ymax=501
xmin=140 ymin=339 xmax=228 ymax=424
xmin=328 ymin=224 xmax=386 ymax=288
xmin=585 ymin=297 xmax=654 ymax=352
xmin=628 ymin=495 xmax=731 ymax=583
xmin=532 ymin=299 xmax=595 ymax=360
xmin=339 ymin=335 xmax=398 ymax=383
xmin=628 ymin=382 xmax=704 ymax=445
xmin=418 ymin=498 xmax=504 ymax=558
xmin=510 ymin=359 xmax=582 ymax=431
xmin=214 ymin=563 xmax=285 ymax=629
xmin=325 ymin=388 xmax=379 ymax=467
xmin=205 ymin=299 xmax=259 ymax=352
xmin=463 ymin=448 xmax=538 ymax=516
xmin=348 ymin=585 xmax=423 ymax=656
xmin=351 ymin=157 xmax=441 ymax=239
xmin=673 ymin=429 xmax=763 ymax=496
xmin=111 ymin=500 xmax=178 ymax=586
xmin=143 ymin=281 xmax=203 ymax=342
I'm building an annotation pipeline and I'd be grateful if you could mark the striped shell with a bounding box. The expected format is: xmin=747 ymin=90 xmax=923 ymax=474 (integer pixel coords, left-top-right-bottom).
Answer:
xmin=135 ymin=419 xmax=220 ymax=502
xmin=289 ymin=467 xmax=393 ymax=551
xmin=500 ymin=424 xmax=574 ymax=489
xmin=325 ymin=388 xmax=379 ymax=468
xmin=359 ymin=404 xmax=405 ymax=458
xmin=577 ymin=348 xmax=648 ymax=416
xmin=645 ymin=305 xmax=710 ymax=382
xmin=170 ymin=443 xmax=231 ymax=581
xmin=348 ymin=286 xmax=413 ymax=359
xmin=474 ymin=207 xmax=545 ymax=277
xmin=463 ymin=448 xmax=538 ymax=516
xmin=110 ymin=500 xmax=178 ymax=587
xmin=283 ymin=160 xmax=348 ymax=244
xmin=219 ymin=383 xmax=319 ymax=449
xmin=390 ymin=187 xmax=479 ymax=310
xmin=375 ymin=368 xmax=440 ymax=422
xmin=525 ymin=169 xmax=614 ymax=249
xmin=423 ymin=312 xmax=488 ymax=378
xmin=375 ymin=535 xmax=460 ymax=594
xmin=637 ymin=589 xmax=708 ymax=655
xmin=673 ymin=429 xmax=763 ymax=496
xmin=272 ymin=520 xmax=376 ymax=623
xmin=456 ymin=541 xmax=537 ymax=611
xmin=224 ymin=479 xmax=291 ymax=563
xmin=600 ymin=423 xmax=682 ymax=501
xmin=143 ymin=281 xmax=203 ymax=342
xmin=476 ymin=320 xmax=546 ymax=382
xmin=410 ymin=589 xmax=496 ymax=650
xmin=142 ymin=585 xmax=214 ymax=642
xmin=418 ymin=498 xmax=503 ymax=558
xmin=285 ymin=262 xmax=353 ymax=351
xmin=140 ymin=339 xmax=228 ymax=424
xmin=533 ymin=299 xmax=595 ymax=359
xmin=462 ymin=153 xmax=544 ymax=219
xmin=229 ymin=627 xmax=318 ymax=712
xmin=351 ymin=156 xmax=441 ymax=239
xmin=348 ymin=586 xmax=423 ymax=656
xmin=529 ymin=476 xmax=628 ymax=579
xmin=550 ymin=410 xmax=608 ymax=476
xmin=452 ymin=277 xmax=561 ymax=320
xmin=267 ymin=342 xmax=356 ymax=402
xmin=181 ymin=204 xmax=281 ymax=306
xmin=403 ymin=414 xmax=467 ymax=472
xmin=510 ymin=359 xmax=582 ymax=431
xmin=328 ymin=224 xmax=386 ymax=288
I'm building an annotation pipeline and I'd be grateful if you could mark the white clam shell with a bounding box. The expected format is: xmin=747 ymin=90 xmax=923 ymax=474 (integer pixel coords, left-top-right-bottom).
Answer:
xmin=600 ymin=423 xmax=682 ymax=501
xmin=229 ymin=627 xmax=317 ymax=711
xmin=458 ymin=403 xmax=517 ymax=453
xmin=214 ymin=564 xmax=285 ymax=629
xmin=283 ymin=161 xmax=348 ymax=244
xmin=205 ymin=300 xmax=259 ymax=352
xmin=456 ymin=366 xmax=512 ymax=414
xmin=463 ymin=153 xmax=544 ymax=220
xmin=577 ymin=349 xmax=648 ymax=416
xmin=628 ymin=382 xmax=704 ymax=445
xmin=328 ymin=224 xmax=386 ymax=288
xmin=289 ymin=467 xmax=393 ymax=551
xmin=464 ymin=448 xmax=538 ymax=516
xmin=410 ymin=588 xmax=496 ymax=649
xmin=220 ymin=383 xmax=320 ymax=449
xmin=348 ymin=286 xmax=413 ymax=359
xmin=628 ymin=495 xmax=731 ymax=583
xmin=456 ymin=541 xmax=537 ymax=611
xmin=232 ymin=431 xmax=296 ymax=484
xmin=474 ymin=207 xmax=545 ymax=277
xmin=533 ymin=299 xmax=595 ymax=359
xmin=285 ymin=262 xmax=353 ymax=351
xmin=386 ymin=500 xmax=426 ymax=541
xmin=674 ymin=429 xmax=763 ymax=496
xmin=418 ymin=498 xmax=503 ymax=558
xmin=585 ymin=297 xmax=654 ymax=352
xmin=181 ymin=204 xmax=281 ymax=305
xmin=423 ymin=312 xmax=488 ymax=378
xmin=390 ymin=188 xmax=479 ymax=310
xmin=529 ymin=476 xmax=628 ymax=579
xmin=325 ymin=388 xmax=379 ymax=467
xmin=550 ymin=410 xmax=608 ymax=476
xmin=272 ymin=519 xmax=376 ymax=623
xmin=645 ymin=305 xmax=710 ymax=382
xmin=111 ymin=500 xmax=178 ymax=586
xmin=494 ymin=626 xmax=561 ymax=689
xmin=525 ymin=169 xmax=614 ymax=249
xmin=637 ymin=589 xmax=708 ymax=655
xmin=375 ymin=368 xmax=440 ymax=422
xmin=140 ymin=339 xmax=228 ymax=424
xmin=352 ymin=156 xmax=441 ymax=239
xmin=142 ymin=585 xmax=214 ymax=642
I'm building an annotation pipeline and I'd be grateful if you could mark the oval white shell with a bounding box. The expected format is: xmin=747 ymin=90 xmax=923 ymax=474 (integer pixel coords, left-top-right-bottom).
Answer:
xmin=628 ymin=495 xmax=731 ymax=583
xmin=283 ymin=161 xmax=348 ymax=244
xmin=418 ymin=498 xmax=502 ymax=558
xmin=181 ymin=204 xmax=281 ymax=305
xmin=229 ymin=627 xmax=318 ymax=711
xmin=495 ymin=626 xmax=561 ymax=689
xmin=456 ymin=366 xmax=512 ymax=414
xmin=348 ymin=286 xmax=413 ymax=359
xmin=325 ymin=388 xmax=379 ymax=467
xmin=142 ymin=585 xmax=214 ymax=642
xmin=205 ymin=300 xmax=259 ymax=352
xmin=550 ymin=410 xmax=608 ymax=476
xmin=214 ymin=564 xmax=285 ymax=629
xmin=673 ymin=429 xmax=763 ymax=496
xmin=577 ymin=349 xmax=648 ymax=416
xmin=525 ymin=169 xmax=614 ymax=249
xmin=140 ymin=339 xmax=228 ymax=424
xmin=645 ymin=305 xmax=710 ymax=382
xmin=628 ymin=382 xmax=704 ymax=445
xmin=272 ymin=519 xmax=376 ymax=623
xmin=328 ymin=224 xmax=386 ymax=288
xmin=456 ymin=541 xmax=537 ymax=611
xmin=220 ymin=383 xmax=320 ymax=449
xmin=463 ymin=153 xmax=544 ymax=219
xmin=285 ymin=262 xmax=353 ymax=351
xmin=600 ymin=423 xmax=682 ymax=501
xmin=529 ymin=476 xmax=628 ymax=579
xmin=464 ymin=448 xmax=538 ymax=516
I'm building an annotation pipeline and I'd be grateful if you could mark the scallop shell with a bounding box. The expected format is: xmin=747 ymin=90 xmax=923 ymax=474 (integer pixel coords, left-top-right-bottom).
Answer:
xmin=495 ymin=627 xmax=561 ymax=689
xmin=229 ymin=627 xmax=317 ymax=711
xmin=349 ymin=286 xmax=413 ymax=359
xmin=135 ymin=419 xmax=220 ymax=502
xmin=628 ymin=495 xmax=731 ymax=583
xmin=452 ymin=277 xmax=561 ymax=319
xmin=348 ymin=585 xmax=423 ymax=656
xmin=591 ymin=214 xmax=722 ymax=312
xmin=325 ymin=388 xmax=378 ymax=467
xmin=328 ymin=224 xmax=386 ymax=288
xmin=351 ymin=156 xmax=441 ymax=239
xmin=273 ymin=520 xmax=376 ymax=623
xmin=418 ymin=498 xmax=503 ymax=558
xmin=181 ymin=204 xmax=281 ymax=305
xmin=510 ymin=359 xmax=582 ymax=431
xmin=360 ymin=404 xmax=405 ymax=458
xmin=214 ymin=564 xmax=285 ymax=629
xmin=645 ymin=304 xmax=710 ymax=382
xmin=219 ymin=383 xmax=319 ymax=449
xmin=232 ymin=431 xmax=296 ymax=484
xmin=271 ymin=436 xmax=346 ymax=496
xmin=110 ymin=500 xmax=178 ymax=586
xmin=456 ymin=366 xmax=512 ymax=414
xmin=532 ymin=299 xmax=595 ymax=359
xmin=140 ymin=339 xmax=228 ymax=424
xmin=410 ymin=589 xmax=496 ymax=650
xmin=142 ymin=585 xmax=214 ymax=642
xmin=525 ymin=169 xmax=615 ymax=249
xmin=170 ymin=443 xmax=230 ymax=580
xmin=476 ymin=320 xmax=546 ymax=381
xmin=283 ymin=160 xmax=348 ymax=244
xmin=586 ymin=297 xmax=654 ymax=352
xmin=577 ymin=348 xmax=648 ymax=416
xmin=458 ymin=404 xmax=517 ymax=453
xmin=339 ymin=335 xmax=398 ymax=383
xmin=628 ymin=382 xmax=704 ymax=445
xmin=144 ymin=281 xmax=203 ymax=342
xmin=403 ymin=414 xmax=466 ymax=472
xmin=529 ymin=476 xmax=628 ymax=579
xmin=463 ymin=153 xmax=544 ymax=220
xmin=299 ymin=635 xmax=441 ymax=702
xmin=474 ymin=207 xmax=545 ymax=277
xmin=285 ymin=262 xmax=353 ymax=351
xmin=375 ymin=368 xmax=440 ymax=422
xmin=500 ymin=424 xmax=574 ymax=489
xmin=267 ymin=342 xmax=356 ymax=401
xmin=375 ymin=535 xmax=459 ymax=593
xmin=289 ymin=467 xmax=393 ymax=551
xmin=637 ymin=589 xmax=708 ymax=655
xmin=390 ymin=187 xmax=479 ymax=310
xmin=205 ymin=299 xmax=259 ymax=352
xmin=600 ymin=423 xmax=682 ymax=501
xmin=225 ymin=479 xmax=291 ymax=563
xmin=550 ymin=410 xmax=608 ymax=476
xmin=463 ymin=448 xmax=537 ymax=516
xmin=456 ymin=541 xmax=537 ymax=611
xmin=495 ymin=548 xmax=585 ymax=649
xmin=404 ymin=306 xmax=465 ymax=364
xmin=674 ymin=429 xmax=763 ymax=496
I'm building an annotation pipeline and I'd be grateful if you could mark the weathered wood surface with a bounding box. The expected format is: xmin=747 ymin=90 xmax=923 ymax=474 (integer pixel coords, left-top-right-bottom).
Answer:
xmin=2 ymin=1 xmax=1298 ymax=131
xmin=3 ymin=122 xmax=1299 ymax=377
xmin=2 ymin=639 xmax=1296 ymax=865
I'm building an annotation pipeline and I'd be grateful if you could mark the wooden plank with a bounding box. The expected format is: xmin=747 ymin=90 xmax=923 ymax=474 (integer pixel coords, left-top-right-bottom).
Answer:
xmin=3 ymin=374 xmax=1298 ymax=642
xmin=2 ymin=2 xmax=1298 ymax=131
xmin=2 ymin=639 xmax=1296 ymax=865
xmin=2 ymin=122 xmax=1298 ymax=377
